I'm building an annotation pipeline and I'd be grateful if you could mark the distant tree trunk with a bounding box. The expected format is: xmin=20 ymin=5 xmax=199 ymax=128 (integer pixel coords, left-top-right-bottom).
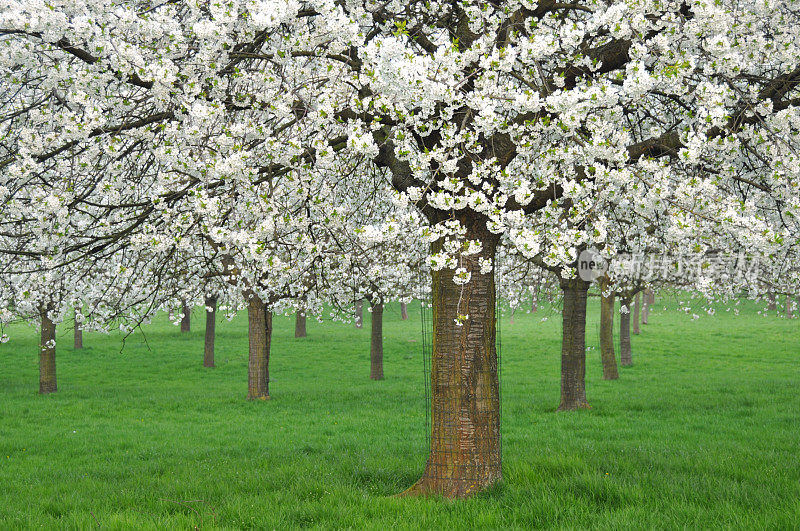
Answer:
xmin=246 ymin=294 xmax=270 ymax=400
xmin=531 ymin=293 xmax=538 ymax=312
xmin=39 ymin=308 xmax=57 ymax=394
xmin=181 ymin=300 xmax=191 ymax=333
xmin=787 ymin=296 xmax=794 ymax=319
xmin=642 ymin=292 xmax=650 ymax=325
xmin=647 ymin=289 xmax=655 ymax=305
xmin=204 ymin=296 xmax=216 ymax=368
xmin=557 ymin=277 xmax=591 ymax=411
xmin=632 ymin=292 xmax=641 ymax=335
xmin=509 ymin=307 xmax=515 ymax=326
xmin=73 ymin=309 xmax=83 ymax=350
xmin=768 ymin=292 xmax=777 ymax=312
xmin=403 ymin=221 xmax=500 ymax=498
xmin=370 ymin=300 xmax=384 ymax=380
xmin=354 ymin=300 xmax=363 ymax=328
xmin=295 ymin=309 xmax=307 ymax=338
xmin=400 ymin=302 xmax=409 ymax=320
xmin=620 ymin=297 xmax=633 ymax=367
xmin=599 ymin=279 xmax=619 ymax=380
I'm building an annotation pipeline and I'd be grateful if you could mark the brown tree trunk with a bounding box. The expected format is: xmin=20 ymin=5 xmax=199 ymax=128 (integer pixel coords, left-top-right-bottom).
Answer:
xmin=787 ymin=296 xmax=794 ymax=319
xmin=768 ymin=292 xmax=777 ymax=312
xmin=73 ymin=310 xmax=83 ymax=350
xmin=354 ymin=299 xmax=363 ymax=328
xmin=647 ymin=289 xmax=655 ymax=305
xmin=403 ymin=223 xmax=501 ymax=498
xmin=599 ymin=278 xmax=618 ymax=380
xmin=531 ymin=294 xmax=538 ymax=312
xmin=642 ymin=292 xmax=650 ymax=325
xmin=558 ymin=278 xmax=591 ymax=411
xmin=39 ymin=308 xmax=57 ymax=394
xmin=620 ymin=298 xmax=633 ymax=367
xmin=204 ymin=296 xmax=216 ymax=368
xmin=181 ymin=300 xmax=191 ymax=333
xmin=295 ymin=309 xmax=307 ymax=338
xmin=370 ymin=300 xmax=384 ymax=380
xmin=246 ymin=294 xmax=270 ymax=400
xmin=401 ymin=302 xmax=409 ymax=320
xmin=632 ymin=292 xmax=641 ymax=335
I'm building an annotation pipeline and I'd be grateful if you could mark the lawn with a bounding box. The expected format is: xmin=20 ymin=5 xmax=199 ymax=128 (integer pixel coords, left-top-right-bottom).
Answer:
xmin=1 ymin=296 xmax=799 ymax=529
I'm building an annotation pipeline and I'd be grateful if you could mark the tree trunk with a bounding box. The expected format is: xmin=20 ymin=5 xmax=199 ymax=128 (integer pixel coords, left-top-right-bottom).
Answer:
xmin=632 ymin=292 xmax=641 ymax=335
xmin=370 ymin=300 xmax=384 ymax=380
xmin=73 ymin=310 xmax=83 ymax=350
xmin=558 ymin=278 xmax=591 ymax=411
xmin=403 ymin=222 xmax=501 ymax=498
xmin=642 ymin=292 xmax=650 ymax=325
xmin=181 ymin=300 xmax=191 ymax=333
xmin=768 ymin=292 xmax=777 ymax=312
xmin=246 ymin=294 xmax=270 ymax=400
xmin=39 ymin=308 xmax=57 ymax=394
xmin=531 ymin=294 xmax=538 ymax=312
xmin=204 ymin=296 xmax=216 ymax=368
xmin=787 ymin=296 xmax=794 ymax=319
xmin=401 ymin=302 xmax=409 ymax=321
xmin=647 ymin=289 xmax=655 ymax=305
xmin=620 ymin=297 xmax=633 ymax=367
xmin=599 ymin=280 xmax=619 ymax=380
xmin=295 ymin=309 xmax=307 ymax=338
xmin=354 ymin=300 xmax=363 ymax=328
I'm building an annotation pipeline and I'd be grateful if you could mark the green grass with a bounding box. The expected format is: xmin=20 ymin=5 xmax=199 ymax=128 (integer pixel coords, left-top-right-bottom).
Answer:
xmin=1 ymin=297 xmax=799 ymax=529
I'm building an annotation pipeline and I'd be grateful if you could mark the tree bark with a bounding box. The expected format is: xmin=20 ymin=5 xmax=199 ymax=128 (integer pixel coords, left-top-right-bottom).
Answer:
xmin=531 ymin=294 xmax=538 ymax=312
xmin=204 ymin=296 xmax=216 ymax=368
xmin=642 ymin=291 xmax=650 ymax=325
xmin=246 ymin=294 xmax=270 ymax=400
xmin=73 ymin=309 xmax=83 ymax=350
xmin=403 ymin=221 xmax=501 ymax=498
xmin=647 ymin=289 xmax=655 ymax=305
xmin=620 ymin=298 xmax=633 ymax=367
xmin=557 ymin=277 xmax=591 ymax=411
xmin=354 ymin=299 xmax=363 ymax=328
xmin=370 ymin=300 xmax=384 ymax=380
xmin=181 ymin=300 xmax=191 ymax=333
xmin=599 ymin=280 xmax=619 ymax=380
xmin=295 ymin=309 xmax=307 ymax=338
xmin=787 ymin=296 xmax=794 ymax=319
xmin=401 ymin=302 xmax=409 ymax=320
xmin=632 ymin=292 xmax=641 ymax=335
xmin=768 ymin=292 xmax=777 ymax=312
xmin=39 ymin=308 xmax=57 ymax=394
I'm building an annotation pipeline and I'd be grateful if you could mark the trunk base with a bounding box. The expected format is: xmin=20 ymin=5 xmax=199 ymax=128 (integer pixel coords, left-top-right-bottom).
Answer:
xmin=556 ymin=399 xmax=591 ymax=412
xmin=247 ymin=392 xmax=270 ymax=401
xmin=399 ymin=475 xmax=500 ymax=499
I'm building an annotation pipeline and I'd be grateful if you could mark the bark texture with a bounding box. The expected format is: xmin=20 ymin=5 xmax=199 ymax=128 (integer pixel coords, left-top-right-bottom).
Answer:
xmin=401 ymin=302 xmax=409 ymax=320
xmin=403 ymin=221 xmax=501 ymax=498
xmin=370 ymin=301 xmax=384 ymax=380
xmin=632 ymin=292 xmax=641 ymax=335
xmin=39 ymin=309 xmax=57 ymax=394
xmin=204 ymin=296 xmax=216 ymax=368
xmin=247 ymin=294 xmax=271 ymax=400
xmin=599 ymin=281 xmax=619 ymax=380
xmin=768 ymin=292 xmax=777 ymax=312
xmin=642 ymin=292 xmax=650 ymax=325
xmin=180 ymin=300 xmax=191 ymax=333
xmin=73 ymin=313 xmax=83 ymax=351
xmin=354 ymin=300 xmax=363 ymax=328
xmin=620 ymin=298 xmax=633 ymax=367
xmin=788 ymin=296 xmax=794 ymax=319
xmin=295 ymin=309 xmax=307 ymax=338
xmin=558 ymin=278 xmax=591 ymax=411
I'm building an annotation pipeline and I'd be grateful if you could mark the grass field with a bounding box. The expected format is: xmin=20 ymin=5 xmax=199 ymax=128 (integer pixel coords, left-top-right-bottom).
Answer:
xmin=1 ymin=296 xmax=799 ymax=529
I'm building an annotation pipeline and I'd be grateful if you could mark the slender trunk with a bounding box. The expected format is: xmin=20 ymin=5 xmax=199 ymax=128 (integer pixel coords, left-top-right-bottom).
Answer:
xmin=401 ymin=302 xmax=409 ymax=320
xmin=247 ymin=294 xmax=270 ymax=400
xmin=768 ymin=292 xmax=777 ymax=312
xmin=354 ymin=300 xmax=363 ymax=328
xmin=558 ymin=278 xmax=591 ymax=411
xmin=531 ymin=294 xmax=538 ymax=312
xmin=599 ymin=281 xmax=619 ymax=380
xmin=403 ymin=222 xmax=501 ymax=498
xmin=73 ymin=310 xmax=83 ymax=350
xmin=39 ymin=308 xmax=57 ymax=394
xmin=204 ymin=296 xmax=216 ymax=368
xmin=632 ymin=292 xmax=641 ymax=335
xmin=788 ymin=296 xmax=794 ymax=319
xmin=647 ymin=289 xmax=655 ymax=305
xmin=642 ymin=292 xmax=650 ymax=325
xmin=370 ymin=300 xmax=384 ymax=380
xmin=620 ymin=297 xmax=633 ymax=367
xmin=295 ymin=309 xmax=307 ymax=338
xmin=510 ymin=308 xmax=515 ymax=326
xmin=181 ymin=300 xmax=191 ymax=333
